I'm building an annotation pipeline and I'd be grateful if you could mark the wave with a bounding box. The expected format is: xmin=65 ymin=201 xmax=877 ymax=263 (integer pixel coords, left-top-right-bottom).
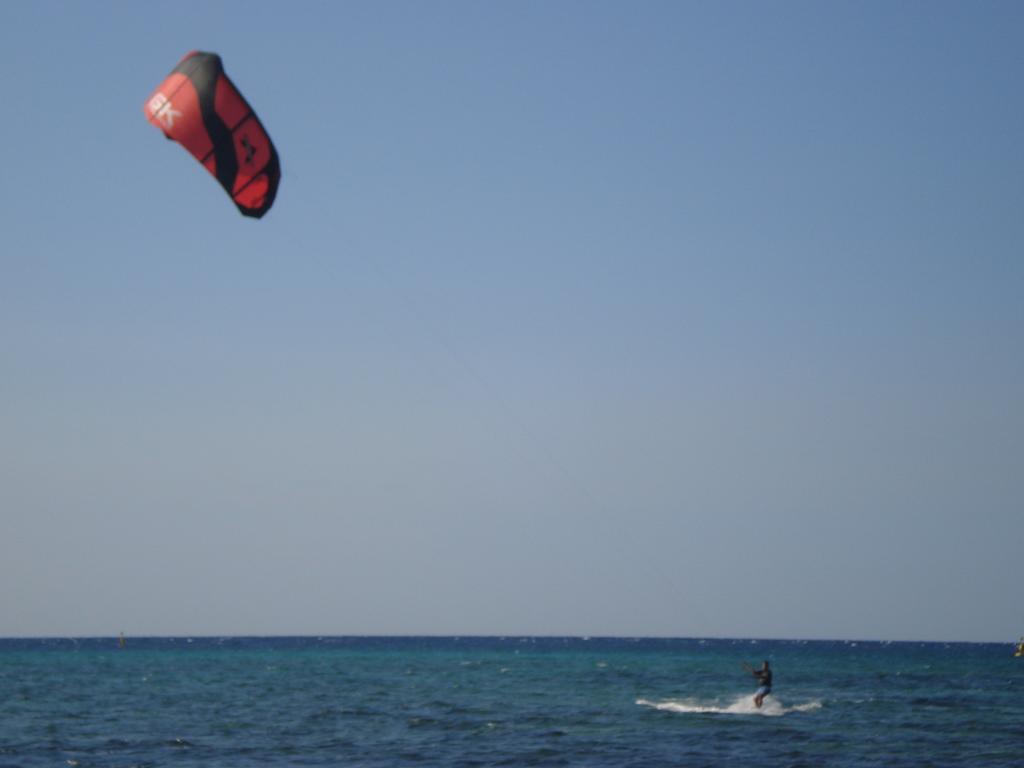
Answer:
xmin=637 ymin=695 xmax=822 ymax=717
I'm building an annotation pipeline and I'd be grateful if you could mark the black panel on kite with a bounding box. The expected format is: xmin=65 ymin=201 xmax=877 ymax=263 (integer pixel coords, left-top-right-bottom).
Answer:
xmin=145 ymin=51 xmax=280 ymax=218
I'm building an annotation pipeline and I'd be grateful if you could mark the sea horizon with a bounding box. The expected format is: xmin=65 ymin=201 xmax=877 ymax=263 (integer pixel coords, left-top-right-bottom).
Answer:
xmin=1 ymin=632 xmax=1016 ymax=645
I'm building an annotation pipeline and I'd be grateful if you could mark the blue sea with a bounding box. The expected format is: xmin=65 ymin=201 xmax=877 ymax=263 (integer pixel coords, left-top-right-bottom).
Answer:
xmin=1 ymin=636 xmax=1020 ymax=767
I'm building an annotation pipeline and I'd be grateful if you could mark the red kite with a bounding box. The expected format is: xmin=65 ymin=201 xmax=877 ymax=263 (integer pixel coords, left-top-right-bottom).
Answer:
xmin=145 ymin=51 xmax=280 ymax=218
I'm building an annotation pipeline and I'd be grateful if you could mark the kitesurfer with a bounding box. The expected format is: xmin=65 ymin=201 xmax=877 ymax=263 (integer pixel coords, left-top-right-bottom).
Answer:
xmin=745 ymin=660 xmax=772 ymax=708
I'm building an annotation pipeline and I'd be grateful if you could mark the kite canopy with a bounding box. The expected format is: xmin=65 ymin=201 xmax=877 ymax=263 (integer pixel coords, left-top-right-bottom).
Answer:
xmin=144 ymin=51 xmax=280 ymax=218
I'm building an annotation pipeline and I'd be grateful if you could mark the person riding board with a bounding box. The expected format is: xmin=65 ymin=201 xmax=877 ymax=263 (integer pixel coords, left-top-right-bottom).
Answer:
xmin=743 ymin=660 xmax=772 ymax=708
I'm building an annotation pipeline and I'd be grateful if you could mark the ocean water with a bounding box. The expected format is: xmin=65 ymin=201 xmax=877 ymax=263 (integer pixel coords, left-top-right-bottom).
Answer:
xmin=1 ymin=636 xmax=1020 ymax=767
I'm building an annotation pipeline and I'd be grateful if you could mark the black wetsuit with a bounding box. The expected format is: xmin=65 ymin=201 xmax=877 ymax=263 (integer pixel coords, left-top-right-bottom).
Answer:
xmin=754 ymin=668 xmax=772 ymax=691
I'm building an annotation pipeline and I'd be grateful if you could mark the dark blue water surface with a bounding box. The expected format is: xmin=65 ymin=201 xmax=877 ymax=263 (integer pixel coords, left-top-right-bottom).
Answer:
xmin=1 ymin=636 xmax=1020 ymax=767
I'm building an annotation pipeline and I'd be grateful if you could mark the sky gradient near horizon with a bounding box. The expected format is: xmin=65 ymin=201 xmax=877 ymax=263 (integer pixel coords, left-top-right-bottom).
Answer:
xmin=2 ymin=1 xmax=1022 ymax=642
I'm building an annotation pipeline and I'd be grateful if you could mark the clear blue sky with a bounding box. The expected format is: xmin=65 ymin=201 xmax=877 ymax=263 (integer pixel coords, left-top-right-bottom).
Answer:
xmin=2 ymin=1 xmax=1021 ymax=642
